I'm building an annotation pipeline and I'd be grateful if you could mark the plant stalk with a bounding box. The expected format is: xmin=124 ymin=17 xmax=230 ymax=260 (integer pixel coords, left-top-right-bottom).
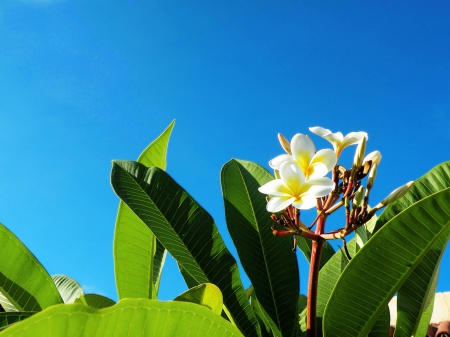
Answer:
xmin=306 ymin=214 xmax=326 ymax=337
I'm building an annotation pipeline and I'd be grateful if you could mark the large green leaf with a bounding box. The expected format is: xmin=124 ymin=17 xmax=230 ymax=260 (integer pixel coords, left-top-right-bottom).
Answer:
xmin=51 ymin=274 xmax=84 ymax=304
xmin=74 ymin=294 xmax=116 ymax=309
xmin=367 ymin=305 xmax=390 ymax=337
xmin=0 ymin=224 xmax=62 ymax=311
xmin=394 ymin=232 xmax=448 ymax=337
xmin=174 ymin=283 xmax=223 ymax=315
xmin=110 ymin=161 xmax=260 ymax=337
xmin=246 ymin=286 xmax=281 ymax=337
xmin=322 ymin=187 xmax=450 ymax=337
xmin=0 ymin=299 xmax=244 ymax=337
xmin=221 ymin=159 xmax=298 ymax=337
xmin=114 ymin=120 xmax=174 ymax=299
xmin=373 ymin=162 xmax=450 ymax=337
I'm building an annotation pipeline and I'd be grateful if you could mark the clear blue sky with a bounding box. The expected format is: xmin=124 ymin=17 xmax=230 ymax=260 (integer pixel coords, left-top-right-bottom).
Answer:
xmin=0 ymin=1 xmax=449 ymax=302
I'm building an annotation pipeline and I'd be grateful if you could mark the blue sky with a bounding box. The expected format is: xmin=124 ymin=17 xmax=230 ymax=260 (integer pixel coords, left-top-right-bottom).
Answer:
xmin=0 ymin=1 xmax=449 ymax=302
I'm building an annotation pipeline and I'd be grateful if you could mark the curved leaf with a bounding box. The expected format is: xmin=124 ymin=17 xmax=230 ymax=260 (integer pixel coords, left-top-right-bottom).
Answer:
xmin=110 ymin=161 xmax=260 ymax=337
xmin=322 ymin=188 xmax=450 ymax=337
xmin=74 ymin=294 xmax=115 ymax=309
xmin=51 ymin=274 xmax=84 ymax=304
xmin=246 ymin=286 xmax=281 ymax=337
xmin=174 ymin=283 xmax=223 ymax=315
xmin=0 ymin=224 xmax=62 ymax=311
xmin=0 ymin=298 xmax=244 ymax=337
xmin=114 ymin=120 xmax=174 ymax=299
xmin=394 ymin=232 xmax=448 ymax=337
xmin=221 ymin=159 xmax=298 ymax=337
xmin=368 ymin=305 xmax=390 ymax=337
xmin=373 ymin=161 xmax=450 ymax=337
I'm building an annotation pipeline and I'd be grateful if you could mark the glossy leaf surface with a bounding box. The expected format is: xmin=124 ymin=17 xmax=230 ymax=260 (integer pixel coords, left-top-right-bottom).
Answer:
xmin=0 ymin=299 xmax=244 ymax=337
xmin=0 ymin=224 xmax=62 ymax=311
xmin=174 ymin=283 xmax=223 ymax=315
xmin=114 ymin=120 xmax=174 ymax=299
xmin=111 ymin=161 xmax=260 ymax=337
xmin=221 ymin=159 xmax=298 ymax=337
xmin=323 ymin=187 xmax=450 ymax=337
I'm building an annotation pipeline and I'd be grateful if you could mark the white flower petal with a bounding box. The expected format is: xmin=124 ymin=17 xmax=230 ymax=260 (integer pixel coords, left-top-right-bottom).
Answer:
xmin=309 ymin=126 xmax=332 ymax=137
xmin=266 ymin=196 xmax=296 ymax=213
xmin=311 ymin=149 xmax=337 ymax=172
xmin=258 ymin=179 xmax=292 ymax=197
xmin=291 ymin=134 xmax=315 ymax=172
xmin=302 ymin=178 xmax=335 ymax=198
xmin=307 ymin=163 xmax=329 ymax=179
xmin=292 ymin=194 xmax=317 ymax=210
xmin=342 ymin=132 xmax=368 ymax=148
xmin=268 ymin=154 xmax=295 ymax=170
xmin=279 ymin=162 xmax=305 ymax=195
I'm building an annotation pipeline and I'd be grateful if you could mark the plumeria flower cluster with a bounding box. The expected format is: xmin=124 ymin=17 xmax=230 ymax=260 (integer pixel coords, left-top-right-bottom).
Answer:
xmin=259 ymin=126 xmax=414 ymax=255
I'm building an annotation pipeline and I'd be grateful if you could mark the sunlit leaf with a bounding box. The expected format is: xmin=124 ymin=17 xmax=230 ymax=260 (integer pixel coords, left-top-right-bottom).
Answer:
xmin=114 ymin=120 xmax=174 ymax=299
xmin=0 ymin=224 xmax=62 ymax=311
xmin=111 ymin=161 xmax=260 ymax=337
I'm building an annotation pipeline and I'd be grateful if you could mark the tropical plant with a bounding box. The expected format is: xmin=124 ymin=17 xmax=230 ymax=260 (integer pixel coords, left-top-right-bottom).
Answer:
xmin=0 ymin=121 xmax=448 ymax=337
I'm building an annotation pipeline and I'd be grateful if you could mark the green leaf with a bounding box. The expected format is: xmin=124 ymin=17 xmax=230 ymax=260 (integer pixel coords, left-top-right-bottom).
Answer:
xmin=0 ymin=224 xmax=62 ymax=311
xmin=322 ymin=187 xmax=450 ymax=337
xmin=373 ymin=162 xmax=450 ymax=337
xmin=246 ymin=286 xmax=281 ymax=337
xmin=74 ymin=294 xmax=116 ymax=309
xmin=114 ymin=120 xmax=174 ymax=300
xmin=394 ymin=232 xmax=448 ymax=337
xmin=415 ymin=291 xmax=435 ymax=337
xmin=367 ymin=305 xmax=390 ymax=337
xmin=110 ymin=161 xmax=260 ymax=337
xmin=51 ymin=274 xmax=84 ymax=304
xmin=0 ymin=299 xmax=244 ymax=337
xmin=296 ymin=237 xmax=335 ymax=270
xmin=0 ymin=312 xmax=35 ymax=332
xmin=221 ymin=159 xmax=298 ymax=337
xmin=174 ymin=283 xmax=223 ymax=315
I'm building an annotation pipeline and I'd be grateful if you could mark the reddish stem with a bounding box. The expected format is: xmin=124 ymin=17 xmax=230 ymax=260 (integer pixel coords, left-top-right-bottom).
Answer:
xmin=307 ymin=214 xmax=326 ymax=337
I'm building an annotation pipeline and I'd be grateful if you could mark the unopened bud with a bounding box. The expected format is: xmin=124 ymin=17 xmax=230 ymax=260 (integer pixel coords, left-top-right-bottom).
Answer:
xmin=367 ymin=164 xmax=377 ymax=190
xmin=377 ymin=181 xmax=415 ymax=208
xmin=353 ymin=137 xmax=366 ymax=169
xmin=278 ymin=133 xmax=291 ymax=154
xmin=363 ymin=151 xmax=382 ymax=166
xmin=353 ymin=186 xmax=364 ymax=207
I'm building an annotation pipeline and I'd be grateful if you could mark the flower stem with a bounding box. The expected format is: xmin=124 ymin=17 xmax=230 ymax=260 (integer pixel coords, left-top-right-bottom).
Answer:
xmin=306 ymin=214 xmax=326 ymax=337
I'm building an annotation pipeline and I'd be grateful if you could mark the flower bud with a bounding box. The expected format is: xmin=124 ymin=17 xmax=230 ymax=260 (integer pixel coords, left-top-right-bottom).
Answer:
xmin=278 ymin=133 xmax=291 ymax=154
xmin=353 ymin=186 xmax=364 ymax=207
xmin=367 ymin=164 xmax=377 ymax=190
xmin=363 ymin=151 xmax=382 ymax=166
xmin=353 ymin=137 xmax=366 ymax=169
xmin=377 ymin=181 xmax=414 ymax=207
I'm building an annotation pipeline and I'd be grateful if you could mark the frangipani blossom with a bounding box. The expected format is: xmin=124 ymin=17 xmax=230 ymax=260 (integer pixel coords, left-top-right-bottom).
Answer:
xmin=309 ymin=126 xmax=368 ymax=157
xmin=269 ymin=133 xmax=337 ymax=180
xmin=259 ymin=161 xmax=335 ymax=213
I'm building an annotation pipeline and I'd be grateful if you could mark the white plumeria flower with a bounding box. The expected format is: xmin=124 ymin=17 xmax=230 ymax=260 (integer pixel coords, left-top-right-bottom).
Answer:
xmin=363 ymin=150 xmax=382 ymax=165
xmin=269 ymin=133 xmax=337 ymax=180
xmin=259 ymin=161 xmax=335 ymax=213
xmin=309 ymin=126 xmax=368 ymax=157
